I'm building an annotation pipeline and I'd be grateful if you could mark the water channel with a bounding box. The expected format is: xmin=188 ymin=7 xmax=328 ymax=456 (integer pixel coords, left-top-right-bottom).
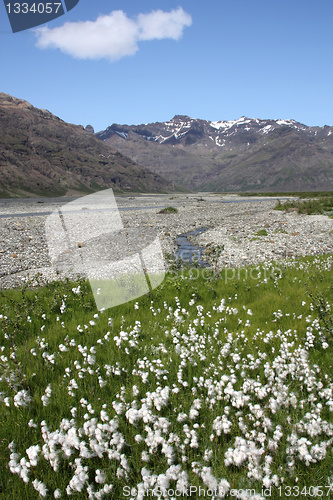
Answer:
xmin=174 ymin=227 xmax=210 ymax=268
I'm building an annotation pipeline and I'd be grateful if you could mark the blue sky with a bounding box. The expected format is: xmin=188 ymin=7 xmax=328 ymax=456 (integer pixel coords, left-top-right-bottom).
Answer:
xmin=1 ymin=0 xmax=332 ymax=131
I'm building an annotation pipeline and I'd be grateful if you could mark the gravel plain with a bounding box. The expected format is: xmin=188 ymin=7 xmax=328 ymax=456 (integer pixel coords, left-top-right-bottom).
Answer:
xmin=0 ymin=193 xmax=333 ymax=289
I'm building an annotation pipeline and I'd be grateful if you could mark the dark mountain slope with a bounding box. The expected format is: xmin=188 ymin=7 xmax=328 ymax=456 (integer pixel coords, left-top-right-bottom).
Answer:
xmin=0 ymin=94 xmax=175 ymax=197
xmin=97 ymin=116 xmax=333 ymax=192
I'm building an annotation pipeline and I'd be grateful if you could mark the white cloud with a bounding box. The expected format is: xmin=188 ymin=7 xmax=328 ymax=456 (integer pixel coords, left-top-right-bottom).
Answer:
xmin=35 ymin=8 xmax=192 ymax=62
xmin=137 ymin=8 xmax=192 ymax=41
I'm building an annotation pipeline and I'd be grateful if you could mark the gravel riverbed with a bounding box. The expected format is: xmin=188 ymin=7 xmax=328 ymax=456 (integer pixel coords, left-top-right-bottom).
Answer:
xmin=0 ymin=193 xmax=332 ymax=289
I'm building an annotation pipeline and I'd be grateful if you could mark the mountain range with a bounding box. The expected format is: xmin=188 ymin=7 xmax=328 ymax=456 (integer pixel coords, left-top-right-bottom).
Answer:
xmin=1 ymin=93 xmax=332 ymax=197
xmin=96 ymin=115 xmax=333 ymax=192
xmin=0 ymin=93 xmax=175 ymax=197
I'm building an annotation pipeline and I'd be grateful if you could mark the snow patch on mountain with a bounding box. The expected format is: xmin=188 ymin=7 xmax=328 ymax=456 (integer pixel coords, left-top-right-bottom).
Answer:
xmin=276 ymin=119 xmax=296 ymax=126
xmin=116 ymin=131 xmax=128 ymax=139
xmin=261 ymin=124 xmax=274 ymax=134
xmin=210 ymin=117 xmax=251 ymax=131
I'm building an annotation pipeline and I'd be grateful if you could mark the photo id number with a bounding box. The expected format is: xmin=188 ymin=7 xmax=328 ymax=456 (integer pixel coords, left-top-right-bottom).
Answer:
xmin=6 ymin=3 xmax=62 ymax=14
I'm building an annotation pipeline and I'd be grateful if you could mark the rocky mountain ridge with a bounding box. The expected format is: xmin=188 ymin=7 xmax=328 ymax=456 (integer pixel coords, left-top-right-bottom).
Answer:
xmin=0 ymin=93 xmax=175 ymax=197
xmin=96 ymin=115 xmax=333 ymax=192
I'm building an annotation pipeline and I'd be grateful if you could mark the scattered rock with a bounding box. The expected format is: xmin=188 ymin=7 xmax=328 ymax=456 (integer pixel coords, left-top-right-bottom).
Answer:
xmin=85 ymin=124 xmax=95 ymax=134
xmin=0 ymin=194 xmax=332 ymax=289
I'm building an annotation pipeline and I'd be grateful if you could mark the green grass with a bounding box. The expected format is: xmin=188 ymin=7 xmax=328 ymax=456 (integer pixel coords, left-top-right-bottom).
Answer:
xmin=0 ymin=256 xmax=333 ymax=499
xmin=255 ymin=229 xmax=268 ymax=236
xmin=275 ymin=196 xmax=333 ymax=216
xmin=158 ymin=206 xmax=179 ymax=214
xmin=238 ymin=191 xmax=333 ymax=198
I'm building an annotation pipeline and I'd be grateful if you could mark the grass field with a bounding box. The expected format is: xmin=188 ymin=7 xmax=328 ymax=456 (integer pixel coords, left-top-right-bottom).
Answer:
xmin=237 ymin=191 xmax=333 ymax=217
xmin=238 ymin=192 xmax=333 ymax=199
xmin=274 ymin=197 xmax=333 ymax=217
xmin=0 ymin=255 xmax=332 ymax=499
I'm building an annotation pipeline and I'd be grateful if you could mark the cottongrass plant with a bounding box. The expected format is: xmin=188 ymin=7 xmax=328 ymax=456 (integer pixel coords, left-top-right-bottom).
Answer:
xmin=0 ymin=255 xmax=333 ymax=499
